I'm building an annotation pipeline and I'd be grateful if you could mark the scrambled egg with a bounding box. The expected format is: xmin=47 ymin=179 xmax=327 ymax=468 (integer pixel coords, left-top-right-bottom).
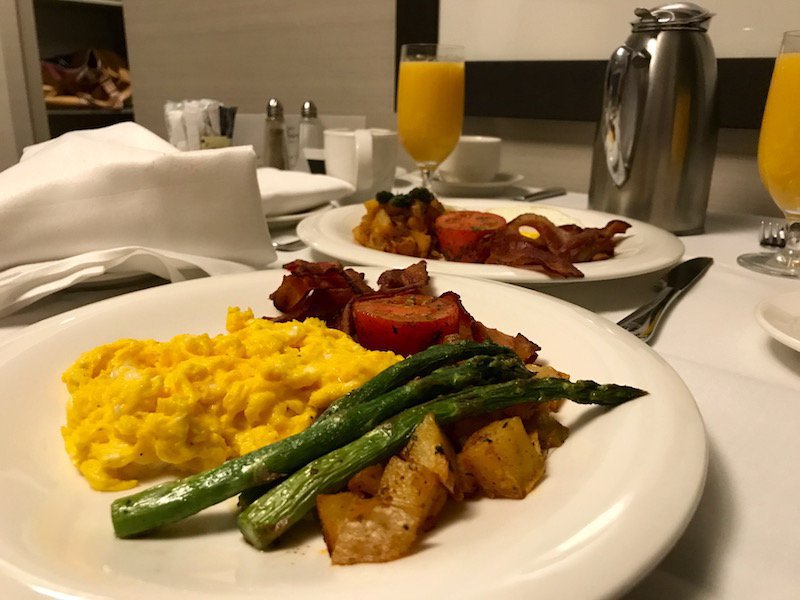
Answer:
xmin=61 ymin=307 xmax=401 ymax=491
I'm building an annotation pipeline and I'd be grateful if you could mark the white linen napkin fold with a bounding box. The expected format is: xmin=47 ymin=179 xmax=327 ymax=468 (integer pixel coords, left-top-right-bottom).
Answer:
xmin=0 ymin=122 xmax=277 ymax=317
xmin=256 ymin=167 xmax=355 ymax=216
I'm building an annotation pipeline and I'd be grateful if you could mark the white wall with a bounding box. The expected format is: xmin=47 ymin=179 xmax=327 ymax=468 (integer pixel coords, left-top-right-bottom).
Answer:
xmin=123 ymin=0 xmax=398 ymax=138
xmin=440 ymin=0 xmax=800 ymax=60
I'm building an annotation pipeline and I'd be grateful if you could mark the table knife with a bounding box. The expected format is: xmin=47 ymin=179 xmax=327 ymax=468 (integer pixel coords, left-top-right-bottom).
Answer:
xmin=511 ymin=186 xmax=567 ymax=202
xmin=617 ymin=256 xmax=713 ymax=343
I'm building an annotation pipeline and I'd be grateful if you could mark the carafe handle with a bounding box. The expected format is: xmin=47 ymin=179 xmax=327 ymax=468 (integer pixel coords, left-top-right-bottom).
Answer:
xmin=602 ymin=45 xmax=649 ymax=187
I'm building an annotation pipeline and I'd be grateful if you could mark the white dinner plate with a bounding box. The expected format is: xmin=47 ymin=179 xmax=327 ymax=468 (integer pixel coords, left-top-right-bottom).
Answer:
xmin=297 ymin=199 xmax=684 ymax=284
xmin=756 ymin=290 xmax=800 ymax=352
xmin=431 ymin=172 xmax=525 ymax=197
xmin=0 ymin=268 xmax=705 ymax=600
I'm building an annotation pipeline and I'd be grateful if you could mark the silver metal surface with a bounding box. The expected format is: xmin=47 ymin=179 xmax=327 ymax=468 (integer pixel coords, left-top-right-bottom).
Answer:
xmin=266 ymin=97 xmax=284 ymax=119
xmin=588 ymin=3 xmax=718 ymax=235
xmin=632 ymin=3 xmax=713 ymax=32
xmin=301 ymin=100 xmax=317 ymax=119
xmin=617 ymin=256 xmax=713 ymax=342
xmin=760 ymin=220 xmax=787 ymax=249
xmin=272 ymin=238 xmax=307 ymax=252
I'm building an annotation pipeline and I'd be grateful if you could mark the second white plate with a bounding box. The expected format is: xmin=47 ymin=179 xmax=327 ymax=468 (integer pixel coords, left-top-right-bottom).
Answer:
xmin=756 ymin=290 xmax=800 ymax=352
xmin=297 ymin=198 xmax=684 ymax=284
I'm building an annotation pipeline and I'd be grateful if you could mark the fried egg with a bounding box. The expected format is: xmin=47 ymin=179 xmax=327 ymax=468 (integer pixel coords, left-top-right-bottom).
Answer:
xmin=61 ymin=307 xmax=401 ymax=491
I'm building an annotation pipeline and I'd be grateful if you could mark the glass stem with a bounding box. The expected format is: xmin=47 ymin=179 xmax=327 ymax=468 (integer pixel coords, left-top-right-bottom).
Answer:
xmin=784 ymin=219 xmax=800 ymax=267
xmin=419 ymin=167 xmax=434 ymax=190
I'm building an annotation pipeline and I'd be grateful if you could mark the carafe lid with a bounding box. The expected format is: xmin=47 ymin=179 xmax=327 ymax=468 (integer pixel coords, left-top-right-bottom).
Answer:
xmin=632 ymin=3 xmax=713 ymax=32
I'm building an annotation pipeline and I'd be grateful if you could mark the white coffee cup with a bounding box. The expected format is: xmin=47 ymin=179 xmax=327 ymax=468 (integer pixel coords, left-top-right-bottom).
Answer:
xmin=324 ymin=128 xmax=398 ymax=203
xmin=438 ymin=135 xmax=502 ymax=183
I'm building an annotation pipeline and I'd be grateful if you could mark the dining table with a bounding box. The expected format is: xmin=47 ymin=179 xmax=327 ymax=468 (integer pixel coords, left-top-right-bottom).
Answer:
xmin=1 ymin=190 xmax=798 ymax=599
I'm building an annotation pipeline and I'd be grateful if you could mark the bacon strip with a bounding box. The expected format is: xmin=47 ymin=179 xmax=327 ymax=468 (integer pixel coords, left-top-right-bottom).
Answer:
xmin=269 ymin=260 xmax=373 ymax=325
xmin=267 ymin=260 xmax=540 ymax=362
xmin=474 ymin=214 xmax=631 ymax=278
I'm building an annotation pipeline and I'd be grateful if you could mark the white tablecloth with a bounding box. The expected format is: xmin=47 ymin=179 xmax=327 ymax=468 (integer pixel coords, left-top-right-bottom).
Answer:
xmin=1 ymin=193 xmax=798 ymax=599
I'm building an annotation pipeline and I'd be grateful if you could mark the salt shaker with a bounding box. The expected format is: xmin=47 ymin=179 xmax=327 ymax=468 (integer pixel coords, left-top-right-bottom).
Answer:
xmin=296 ymin=100 xmax=324 ymax=171
xmin=262 ymin=97 xmax=289 ymax=169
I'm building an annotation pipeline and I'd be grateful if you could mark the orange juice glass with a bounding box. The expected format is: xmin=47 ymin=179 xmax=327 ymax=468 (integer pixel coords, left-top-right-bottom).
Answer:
xmin=758 ymin=52 xmax=800 ymax=217
xmin=397 ymin=44 xmax=464 ymax=188
xmin=739 ymin=31 xmax=800 ymax=276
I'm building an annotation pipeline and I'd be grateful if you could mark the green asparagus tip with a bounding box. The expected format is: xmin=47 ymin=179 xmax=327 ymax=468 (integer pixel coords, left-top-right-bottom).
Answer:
xmin=569 ymin=380 xmax=648 ymax=406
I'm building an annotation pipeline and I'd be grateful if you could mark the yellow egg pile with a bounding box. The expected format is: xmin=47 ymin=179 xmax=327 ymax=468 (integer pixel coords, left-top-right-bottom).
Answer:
xmin=61 ymin=307 xmax=401 ymax=491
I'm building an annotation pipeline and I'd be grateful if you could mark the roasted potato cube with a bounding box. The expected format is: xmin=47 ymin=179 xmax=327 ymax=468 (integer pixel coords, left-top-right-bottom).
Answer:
xmin=448 ymin=405 xmax=542 ymax=448
xmin=447 ymin=413 xmax=496 ymax=448
xmin=379 ymin=456 xmax=447 ymax=531
xmin=455 ymin=452 xmax=480 ymax=497
xmin=347 ymin=463 xmax=384 ymax=497
xmin=532 ymin=410 xmax=570 ymax=451
xmin=331 ymin=500 xmax=418 ymax=565
xmin=458 ymin=417 xmax=546 ymax=499
xmin=317 ymin=491 xmax=359 ymax=553
xmin=323 ymin=457 xmax=448 ymax=564
xmin=401 ymin=413 xmax=461 ymax=498
xmin=526 ymin=362 xmax=570 ymax=381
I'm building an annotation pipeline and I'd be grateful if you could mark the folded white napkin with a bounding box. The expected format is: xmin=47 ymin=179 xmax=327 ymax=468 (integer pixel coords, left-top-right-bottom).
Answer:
xmin=257 ymin=167 xmax=354 ymax=216
xmin=0 ymin=122 xmax=277 ymax=317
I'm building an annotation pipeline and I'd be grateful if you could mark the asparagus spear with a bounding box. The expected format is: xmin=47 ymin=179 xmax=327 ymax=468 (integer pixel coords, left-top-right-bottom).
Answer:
xmin=315 ymin=340 xmax=514 ymax=423
xmin=111 ymin=350 xmax=527 ymax=538
xmin=238 ymin=377 xmax=647 ymax=549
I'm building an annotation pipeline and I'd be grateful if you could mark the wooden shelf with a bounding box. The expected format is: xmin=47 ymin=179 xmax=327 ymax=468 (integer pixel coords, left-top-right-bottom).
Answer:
xmin=47 ymin=107 xmax=133 ymax=116
xmin=47 ymin=106 xmax=134 ymax=136
xmin=52 ymin=0 xmax=122 ymax=8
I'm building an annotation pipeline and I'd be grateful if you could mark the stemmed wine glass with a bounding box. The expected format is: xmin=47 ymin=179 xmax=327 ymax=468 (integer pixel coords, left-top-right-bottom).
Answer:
xmin=396 ymin=43 xmax=465 ymax=189
xmin=738 ymin=30 xmax=800 ymax=277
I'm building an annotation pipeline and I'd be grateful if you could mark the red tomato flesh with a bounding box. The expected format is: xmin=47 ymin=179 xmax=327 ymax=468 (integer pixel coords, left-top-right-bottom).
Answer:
xmin=434 ymin=211 xmax=507 ymax=260
xmin=352 ymin=294 xmax=461 ymax=356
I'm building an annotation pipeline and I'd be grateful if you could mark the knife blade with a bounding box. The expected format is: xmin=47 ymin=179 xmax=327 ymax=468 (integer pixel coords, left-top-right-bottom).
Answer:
xmin=617 ymin=256 xmax=713 ymax=343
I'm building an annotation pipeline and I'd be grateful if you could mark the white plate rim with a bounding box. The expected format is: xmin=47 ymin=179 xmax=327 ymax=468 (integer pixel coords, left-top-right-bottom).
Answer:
xmin=0 ymin=268 xmax=706 ymax=600
xmin=297 ymin=198 xmax=684 ymax=284
xmin=755 ymin=290 xmax=800 ymax=352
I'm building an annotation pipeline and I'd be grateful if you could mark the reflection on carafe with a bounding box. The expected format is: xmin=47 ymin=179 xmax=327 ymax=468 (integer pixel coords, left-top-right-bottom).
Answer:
xmin=588 ymin=3 xmax=719 ymax=235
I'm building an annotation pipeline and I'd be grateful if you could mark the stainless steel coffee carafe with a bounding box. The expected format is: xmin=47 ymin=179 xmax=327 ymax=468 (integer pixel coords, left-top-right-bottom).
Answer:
xmin=588 ymin=3 xmax=718 ymax=235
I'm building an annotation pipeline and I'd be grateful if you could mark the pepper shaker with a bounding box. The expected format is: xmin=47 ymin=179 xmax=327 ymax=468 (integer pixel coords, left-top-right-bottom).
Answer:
xmin=262 ymin=97 xmax=289 ymax=169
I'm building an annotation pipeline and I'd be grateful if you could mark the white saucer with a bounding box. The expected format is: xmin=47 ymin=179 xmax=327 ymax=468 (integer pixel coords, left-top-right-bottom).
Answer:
xmin=431 ymin=172 xmax=524 ymax=197
xmin=756 ymin=290 xmax=800 ymax=352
